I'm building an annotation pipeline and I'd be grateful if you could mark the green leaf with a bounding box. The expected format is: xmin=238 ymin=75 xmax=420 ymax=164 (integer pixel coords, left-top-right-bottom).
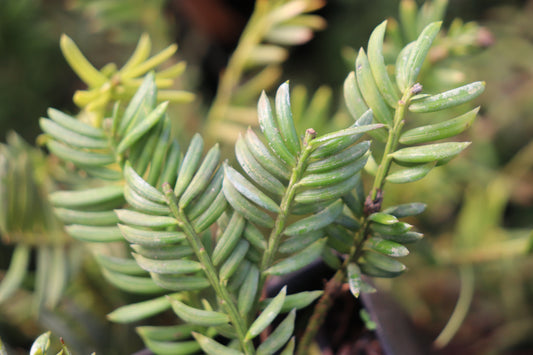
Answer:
xmin=379 ymin=231 xmax=424 ymax=244
xmin=54 ymin=208 xmax=119 ymax=226
xmin=235 ymin=137 xmax=285 ymax=196
xmin=124 ymin=161 xmax=166 ymax=203
xmin=284 ymin=200 xmax=343 ymax=236
xmin=371 ymin=221 xmax=412 ymax=236
xmin=0 ymin=244 xmax=30 ymax=302
xmin=132 ymin=253 xmax=202 ymax=274
xmin=118 ymin=73 xmax=157 ymax=136
xmin=179 ymin=144 xmax=221 ymax=209
xmin=174 ymin=133 xmax=204 ymax=197
xmin=244 ymin=128 xmax=290 ymax=180
xmin=222 ymin=177 xmax=274 ymax=228
xmin=107 ymin=294 xmax=173 ymax=323
xmin=279 ymin=337 xmax=295 ymax=355
xmin=347 ymin=263 xmax=376 ymax=298
xmin=400 ymin=107 xmax=479 ymax=144
xmin=243 ymin=223 xmax=267 ymax=251
xmin=408 ymin=82 xmax=485 ymax=113
xmin=368 ymin=20 xmax=400 ymax=107
xmin=265 ymin=238 xmax=327 ymax=276
xmin=186 ymin=167 xmax=224 ymax=220
xmin=46 ymin=140 xmax=114 ymax=167
xmin=344 ymin=71 xmax=369 ymax=119
xmin=325 ymin=224 xmax=352 ymax=253
xmin=122 ymin=44 xmax=178 ymax=80
xmin=280 ymin=230 xmax=324 ymax=254
xmin=405 ymin=21 xmax=442 ymax=87
xmin=257 ymin=309 xmax=296 ymax=355
xmin=275 ymin=82 xmax=300 ymax=155
xmin=65 ymin=225 xmax=123 ymax=243
xmin=147 ymin=121 xmax=172 ymax=186
xmin=136 ymin=323 xmax=198 ymax=342
xmin=117 ymin=101 xmax=168 ymax=154
xmin=115 ymin=210 xmax=178 ymax=228
xmin=120 ymin=33 xmax=152 ymax=75
xmin=168 ymin=297 xmax=229 ymax=326
xmin=383 ymin=202 xmax=426 ymax=218
xmin=310 ymin=124 xmax=384 ymax=145
xmin=212 ymin=212 xmax=246 ymax=266
xmin=139 ymin=337 xmax=200 ymax=355
xmin=259 ymin=290 xmax=323 ymax=313
xmin=150 ymin=273 xmax=210 ymax=291
xmin=124 ymin=185 xmax=170 ymax=215
xmin=159 ymin=141 xmax=181 ymax=187
xmin=47 ymin=108 xmax=105 ymax=139
xmin=118 ymin=224 xmax=186 ymax=246
xmin=131 ymin=244 xmax=193 ymax=260
xmin=395 ymin=42 xmax=415 ymax=93
xmin=238 ymin=265 xmax=259 ymax=316
xmin=219 ymin=240 xmax=250 ymax=281
xmin=60 ymin=34 xmax=107 ymax=88
xmin=102 ymin=269 xmax=166 ymax=294
xmin=310 ymin=110 xmax=373 ymax=159
xmin=386 ymin=163 xmax=434 ymax=183
xmin=368 ymin=212 xmax=399 ymax=225
xmin=365 ymin=237 xmax=410 ymax=257
xmin=305 ymin=141 xmax=369 ymax=173
xmin=363 ymin=251 xmax=407 ymax=273
xmin=224 ymin=164 xmax=280 ymax=213
xmin=40 ymin=118 xmax=108 ymax=149
xmin=96 ymin=254 xmax=145 ymax=275
xmin=228 ymin=259 xmax=252 ymax=291
xmin=192 ymin=332 xmax=244 ymax=355
xmin=258 ymin=91 xmax=296 ymax=166
xmin=30 ymin=331 xmax=51 ymax=355
xmin=84 ymin=166 xmax=123 ymax=181
xmin=294 ymin=173 xmax=361 ymax=204
xmin=391 ymin=142 xmax=471 ymax=163
xmin=355 ymin=48 xmax=393 ymax=124
xmin=245 ymin=287 xmax=286 ymax=341
xmin=191 ymin=189 xmax=228 ymax=232
xmin=360 ymin=260 xmax=405 ymax=278
xmin=50 ymin=185 xmax=124 ymax=209
xmin=321 ymin=246 xmax=342 ymax=269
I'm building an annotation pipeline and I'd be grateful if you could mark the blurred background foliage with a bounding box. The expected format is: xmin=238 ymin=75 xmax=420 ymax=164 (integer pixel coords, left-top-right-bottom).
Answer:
xmin=0 ymin=0 xmax=532 ymax=354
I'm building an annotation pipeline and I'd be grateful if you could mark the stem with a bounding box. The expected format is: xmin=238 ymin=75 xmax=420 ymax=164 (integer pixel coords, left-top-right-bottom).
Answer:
xmin=433 ymin=265 xmax=475 ymax=349
xmin=257 ymin=131 xmax=316 ymax=295
xmin=296 ymin=220 xmax=371 ymax=355
xmin=206 ymin=1 xmax=271 ymax=127
xmin=163 ymin=184 xmax=255 ymax=355
xmin=297 ymin=268 xmax=345 ymax=354
xmin=370 ymin=89 xmax=414 ymax=200
xmin=297 ymin=87 xmax=416 ymax=353
xmin=260 ymin=144 xmax=314 ymax=273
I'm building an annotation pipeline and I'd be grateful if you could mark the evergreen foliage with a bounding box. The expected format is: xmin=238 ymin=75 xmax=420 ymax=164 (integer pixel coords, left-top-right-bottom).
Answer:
xmin=2 ymin=1 xmax=512 ymax=354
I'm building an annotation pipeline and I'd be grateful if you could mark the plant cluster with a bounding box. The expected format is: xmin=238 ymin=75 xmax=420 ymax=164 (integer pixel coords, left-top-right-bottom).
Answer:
xmin=0 ymin=0 xmax=494 ymax=354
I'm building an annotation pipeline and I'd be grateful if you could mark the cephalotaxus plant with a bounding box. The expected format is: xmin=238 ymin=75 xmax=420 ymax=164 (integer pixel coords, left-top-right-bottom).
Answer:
xmin=41 ymin=27 xmax=482 ymax=355
xmin=0 ymin=2 xmax=487 ymax=355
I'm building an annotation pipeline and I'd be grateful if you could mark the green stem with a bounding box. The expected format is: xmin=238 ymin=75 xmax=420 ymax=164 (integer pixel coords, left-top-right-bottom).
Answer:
xmin=370 ymin=89 xmax=413 ymax=200
xmin=163 ymin=184 xmax=255 ymax=355
xmin=206 ymin=1 xmax=271 ymax=127
xmin=255 ymin=130 xmax=316 ymax=310
xmin=260 ymin=143 xmax=314 ymax=272
xmin=297 ymin=88 xmax=416 ymax=354
xmin=433 ymin=265 xmax=475 ymax=349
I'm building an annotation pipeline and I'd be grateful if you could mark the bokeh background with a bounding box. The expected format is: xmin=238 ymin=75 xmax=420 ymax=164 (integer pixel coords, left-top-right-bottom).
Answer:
xmin=1 ymin=0 xmax=532 ymax=354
